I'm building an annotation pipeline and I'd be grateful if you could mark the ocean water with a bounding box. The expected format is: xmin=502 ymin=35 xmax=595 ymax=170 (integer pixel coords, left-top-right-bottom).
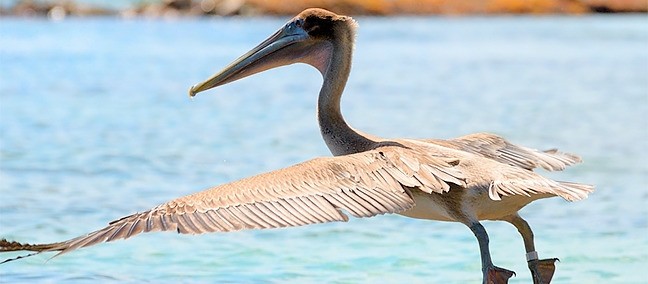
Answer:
xmin=0 ymin=15 xmax=646 ymax=283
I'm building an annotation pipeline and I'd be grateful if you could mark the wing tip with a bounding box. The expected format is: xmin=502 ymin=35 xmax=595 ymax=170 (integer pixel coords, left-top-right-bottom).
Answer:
xmin=0 ymin=238 xmax=66 ymax=264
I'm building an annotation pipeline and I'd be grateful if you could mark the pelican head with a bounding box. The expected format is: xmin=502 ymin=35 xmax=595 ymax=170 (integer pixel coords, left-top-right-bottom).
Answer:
xmin=189 ymin=8 xmax=356 ymax=97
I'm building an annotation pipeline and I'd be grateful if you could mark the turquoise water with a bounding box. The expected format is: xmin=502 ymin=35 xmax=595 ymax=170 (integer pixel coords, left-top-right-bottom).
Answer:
xmin=0 ymin=15 xmax=647 ymax=283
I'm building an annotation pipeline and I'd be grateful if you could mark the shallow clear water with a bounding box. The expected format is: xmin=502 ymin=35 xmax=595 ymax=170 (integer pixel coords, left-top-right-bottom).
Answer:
xmin=0 ymin=15 xmax=646 ymax=283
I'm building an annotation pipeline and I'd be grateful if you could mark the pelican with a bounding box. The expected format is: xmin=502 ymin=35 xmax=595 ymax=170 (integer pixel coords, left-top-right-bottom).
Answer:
xmin=1 ymin=8 xmax=592 ymax=284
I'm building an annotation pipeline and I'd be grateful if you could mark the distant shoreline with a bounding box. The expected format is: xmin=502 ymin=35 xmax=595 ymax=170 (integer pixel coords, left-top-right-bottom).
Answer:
xmin=2 ymin=0 xmax=646 ymax=20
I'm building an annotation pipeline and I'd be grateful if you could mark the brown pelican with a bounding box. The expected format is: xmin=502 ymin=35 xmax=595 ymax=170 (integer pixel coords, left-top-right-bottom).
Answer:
xmin=1 ymin=8 xmax=592 ymax=284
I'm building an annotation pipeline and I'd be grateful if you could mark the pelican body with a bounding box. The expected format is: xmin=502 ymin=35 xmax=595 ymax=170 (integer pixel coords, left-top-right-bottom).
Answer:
xmin=1 ymin=8 xmax=592 ymax=284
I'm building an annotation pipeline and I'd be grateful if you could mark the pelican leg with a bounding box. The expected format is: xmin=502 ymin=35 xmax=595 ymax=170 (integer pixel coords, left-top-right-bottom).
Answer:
xmin=501 ymin=214 xmax=558 ymax=284
xmin=468 ymin=222 xmax=516 ymax=284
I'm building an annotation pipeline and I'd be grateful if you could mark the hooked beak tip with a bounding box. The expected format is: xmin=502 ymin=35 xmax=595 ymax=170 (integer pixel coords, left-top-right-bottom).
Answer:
xmin=188 ymin=85 xmax=198 ymax=98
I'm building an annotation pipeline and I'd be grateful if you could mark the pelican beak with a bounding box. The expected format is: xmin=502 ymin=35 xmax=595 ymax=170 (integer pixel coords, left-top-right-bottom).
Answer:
xmin=189 ymin=21 xmax=312 ymax=97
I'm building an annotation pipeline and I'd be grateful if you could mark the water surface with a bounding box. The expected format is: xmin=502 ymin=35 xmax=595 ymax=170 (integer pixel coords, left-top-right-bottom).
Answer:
xmin=0 ymin=15 xmax=647 ymax=283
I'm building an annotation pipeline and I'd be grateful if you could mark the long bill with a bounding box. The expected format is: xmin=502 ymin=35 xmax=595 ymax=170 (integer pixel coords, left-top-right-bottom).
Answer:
xmin=189 ymin=23 xmax=313 ymax=98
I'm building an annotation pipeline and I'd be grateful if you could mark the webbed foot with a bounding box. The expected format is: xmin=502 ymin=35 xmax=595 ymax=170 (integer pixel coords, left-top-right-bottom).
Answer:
xmin=529 ymin=258 xmax=558 ymax=284
xmin=484 ymin=266 xmax=515 ymax=284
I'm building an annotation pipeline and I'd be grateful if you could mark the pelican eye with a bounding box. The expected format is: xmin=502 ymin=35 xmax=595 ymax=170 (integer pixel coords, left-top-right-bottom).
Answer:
xmin=286 ymin=20 xmax=301 ymax=33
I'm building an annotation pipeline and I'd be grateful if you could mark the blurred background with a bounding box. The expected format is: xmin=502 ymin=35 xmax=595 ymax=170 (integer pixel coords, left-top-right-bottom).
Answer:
xmin=1 ymin=0 xmax=647 ymax=283
xmin=1 ymin=0 xmax=647 ymax=18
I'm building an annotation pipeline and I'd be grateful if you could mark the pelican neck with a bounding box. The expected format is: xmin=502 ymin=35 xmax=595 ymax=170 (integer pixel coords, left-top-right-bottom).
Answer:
xmin=316 ymin=35 xmax=376 ymax=156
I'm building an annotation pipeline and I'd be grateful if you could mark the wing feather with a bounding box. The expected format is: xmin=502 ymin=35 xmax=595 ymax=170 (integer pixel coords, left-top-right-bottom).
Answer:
xmin=1 ymin=145 xmax=466 ymax=256
xmin=424 ymin=132 xmax=582 ymax=171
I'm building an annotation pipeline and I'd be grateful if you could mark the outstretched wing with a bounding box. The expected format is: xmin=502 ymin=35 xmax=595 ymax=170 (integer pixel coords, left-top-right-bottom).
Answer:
xmin=424 ymin=132 xmax=582 ymax=171
xmin=0 ymin=145 xmax=465 ymax=257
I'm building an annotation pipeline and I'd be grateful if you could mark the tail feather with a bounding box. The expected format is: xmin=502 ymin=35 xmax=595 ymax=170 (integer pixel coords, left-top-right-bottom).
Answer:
xmin=557 ymin=181 xmax=595 ymax=201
